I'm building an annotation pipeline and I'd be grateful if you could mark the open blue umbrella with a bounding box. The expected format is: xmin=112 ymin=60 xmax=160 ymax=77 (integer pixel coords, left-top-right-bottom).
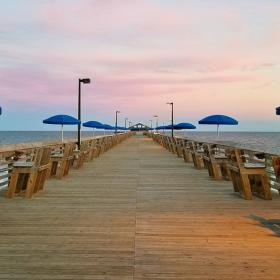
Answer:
xmin=162 ymin=125 xmax=172 ymax=130
xmin=174 ymin=122 xmax=196 ymax=130
xmin=117 ymin=126 xmax=126 ymax=130
xmin=43 ymin=114 xmax=80 ymax=141
xmin=103 ymin=124 xmax=114 ymax=130
xmin=102 ymin=124 xmax=115 ymax=135
xmin=174 ymin=122 xmax=196 ymax=137
xmin=198 ymin=114 xmax=238 ymax=137
xmin=83 ymin=121 xmax=104 ymax=128
xmin=83 ymin=121 xmax=104 ymax=137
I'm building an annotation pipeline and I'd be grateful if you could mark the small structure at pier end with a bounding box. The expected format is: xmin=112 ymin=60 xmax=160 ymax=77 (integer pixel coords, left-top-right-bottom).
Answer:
xmin=129 ymin=123 xmax=150 ymax=131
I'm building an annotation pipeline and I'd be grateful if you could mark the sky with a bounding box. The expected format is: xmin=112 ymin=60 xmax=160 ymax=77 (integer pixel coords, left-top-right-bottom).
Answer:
xmin=1 ymin=0 xmax=280 ymax=131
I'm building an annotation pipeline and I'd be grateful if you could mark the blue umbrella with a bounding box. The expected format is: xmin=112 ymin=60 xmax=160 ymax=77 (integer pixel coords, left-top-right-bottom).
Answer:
xmin=117 ymin=126 xmax=126 ymax=130
xmin=198 ymin=114 xmax=238 ymax=137
xmin=43 ymin=114 xmax=80 ymax=141
xmin=83 ymin=121 xmax=104 ymax=137
xmin=174 ymin=122 xmax=196 ymax=137
xmin=103 ymin=124 xmax=115 ymax=130
xmin=163 ymin=124 xmax=188 ymax=130
xmin=99 ymin=124 xmax=114 ymax=136
xmin=83 ymin=121 xmax=104 ymax=128
xmin=174 ymin=122 xmax=196 ymax=130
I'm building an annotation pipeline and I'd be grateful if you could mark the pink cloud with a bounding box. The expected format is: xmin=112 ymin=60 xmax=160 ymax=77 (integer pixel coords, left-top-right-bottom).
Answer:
xmin=1 ymin=1 xmax=280 ymax=128
xmin=40 ymin=0 xmax=187 ymax=37
xmin=0 ymin=67 xmax=79 ymax=109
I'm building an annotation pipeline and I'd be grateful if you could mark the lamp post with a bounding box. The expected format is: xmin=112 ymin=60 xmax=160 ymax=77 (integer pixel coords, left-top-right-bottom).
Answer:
xmin=149 ymin=120 xmax=153 ymax=130
xmin=167 ymin=102 xmax=174 ymax=137
xmin=115 ymin=110 xmax=121 ymax=133
xmin=125 ymin=118 xmax=128 ymax=129
xmin=153 ymin=115 xmax=158 ymax=131
xmin=78 ymin=78 xmax=91 ymax=148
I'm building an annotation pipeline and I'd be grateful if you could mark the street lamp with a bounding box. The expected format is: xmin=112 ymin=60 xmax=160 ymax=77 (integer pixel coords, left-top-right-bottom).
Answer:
xmin=166 ymin=102 xmax=174 ymax=137
xmin=78 ymin=78 xmax=91 ymax=148
xmin=153 ymin=115 xmax=158 ymax=131
xmin=125 ymin=118 xmax=128 ymax=129
xmin=115 ymin=110 xmax=121 ymax=133
xmin=149 ymin=120 xmax=153 ymax=130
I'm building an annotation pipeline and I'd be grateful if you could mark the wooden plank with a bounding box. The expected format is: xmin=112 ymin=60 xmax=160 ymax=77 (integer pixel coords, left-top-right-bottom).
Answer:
xmin=0 ymin=134 xmax=279 ymax=279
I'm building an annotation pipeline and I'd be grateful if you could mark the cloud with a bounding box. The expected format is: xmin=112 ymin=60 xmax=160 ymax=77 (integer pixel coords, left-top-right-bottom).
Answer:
xmin=40 ymin=0 xmax=187 ymax=37
xmin=0 ymin=67 xmax=79 ymax=108
xmin=1 ymin=0 xmax=280 ymax=129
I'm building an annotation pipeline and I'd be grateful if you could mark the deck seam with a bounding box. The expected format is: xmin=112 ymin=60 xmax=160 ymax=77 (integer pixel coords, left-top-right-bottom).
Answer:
xmin=133 ymin=137 xmax=141 ymax=280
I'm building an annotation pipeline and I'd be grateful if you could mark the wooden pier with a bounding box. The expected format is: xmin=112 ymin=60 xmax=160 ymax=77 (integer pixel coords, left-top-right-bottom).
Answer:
xmin=0 ymin=134 xmax=279 ymax=279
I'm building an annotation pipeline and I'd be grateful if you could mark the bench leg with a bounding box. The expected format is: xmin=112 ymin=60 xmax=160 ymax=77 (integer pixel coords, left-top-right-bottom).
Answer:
xmin=261 ymin=175 xmax=272 ymax=200
xmin=6 ymin=173 xmax=19 ymax=199
xmin=240 ymin=174 xmax=253 ymax=200
xmin=25 ymin=172 xmax=37 ymax=198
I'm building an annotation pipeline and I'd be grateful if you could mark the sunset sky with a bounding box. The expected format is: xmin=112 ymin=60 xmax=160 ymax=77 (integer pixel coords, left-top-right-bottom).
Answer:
xmin=1 ymin=0 xmax=280 ymax=131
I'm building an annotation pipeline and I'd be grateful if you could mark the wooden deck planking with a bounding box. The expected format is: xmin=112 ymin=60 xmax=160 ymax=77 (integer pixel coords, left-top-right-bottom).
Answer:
xmin=0 ymin=135 xmax=279 ymax=279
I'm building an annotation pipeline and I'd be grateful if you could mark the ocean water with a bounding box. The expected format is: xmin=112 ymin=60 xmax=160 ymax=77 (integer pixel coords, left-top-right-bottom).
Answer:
xmin=0 ymin=131 xmax=110 ymax=145
xmin=0 ymin=131 xmax=280 ymax=155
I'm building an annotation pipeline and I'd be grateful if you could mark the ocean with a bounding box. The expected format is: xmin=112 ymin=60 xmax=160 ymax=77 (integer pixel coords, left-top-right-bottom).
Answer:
xmin=0 ymin=131 xmax=108 ymax=145
xmin=0 ymin=131 xmax=280 ymax=155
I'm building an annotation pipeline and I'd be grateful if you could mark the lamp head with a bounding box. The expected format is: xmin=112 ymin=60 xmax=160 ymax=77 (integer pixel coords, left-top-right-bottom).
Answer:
xmin=80 ymin=78 xmax=91 ymax=84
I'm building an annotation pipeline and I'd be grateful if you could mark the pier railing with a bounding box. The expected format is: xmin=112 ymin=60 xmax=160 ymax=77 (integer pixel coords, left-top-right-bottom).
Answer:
xmin=145 ymin=132 xmax=280 ymax=197
xmin=0 ymin=132 xmax=134 ymax=193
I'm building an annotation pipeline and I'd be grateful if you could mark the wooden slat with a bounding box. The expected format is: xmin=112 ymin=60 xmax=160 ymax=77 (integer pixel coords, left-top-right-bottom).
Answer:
xmin=0 ymin=134 xmax=279 ymax=279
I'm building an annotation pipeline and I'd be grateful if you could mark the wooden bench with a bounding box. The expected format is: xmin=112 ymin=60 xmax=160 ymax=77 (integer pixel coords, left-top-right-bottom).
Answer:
xmin=227 ymin=149 xmax=271 ymax=200
xmin=271 ymin=156 xmax=280 ymax=194
xmin=6 ymin=147 xmax=52 ymax=198
xmin=73 ymin=140 xmax=90 ymax=169
xmin=174 ymin=138 xmax=184 ymax=158
xmin=203 ymin=144 xmax=231 ymax=180
xmin=181 ymin=140 xmax=193 ymax=163
xmin=50 ymin=143 xmax=75 ymax=179
xmin=190 ymin=141 xmax=204 ymax=169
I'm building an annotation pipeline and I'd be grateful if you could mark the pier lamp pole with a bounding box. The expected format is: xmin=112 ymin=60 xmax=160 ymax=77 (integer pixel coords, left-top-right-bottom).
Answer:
xmin=78 ymin=78 xmax=91 ymax=148
xmin=125 ymin=118 xmax=128 ymax=129
xmin=153 ymin=115 xmax=158 ymax=131
xmin=167 ymin=102 xmax=174 ymax=137
xmin=149 ymin=120 xmax=153 ymax=130
xmin=115 ymin=110 xmax=121 ymax=133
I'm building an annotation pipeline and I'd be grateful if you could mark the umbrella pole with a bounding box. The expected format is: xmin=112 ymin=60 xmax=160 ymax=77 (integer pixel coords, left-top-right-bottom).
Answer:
xmin=61 ymin=124 xmax=64 ymax=142
xmin=217 ymin=124 xmax=220 ymax=138
xmin=92 ymin=128 xmax=95 ymax=138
